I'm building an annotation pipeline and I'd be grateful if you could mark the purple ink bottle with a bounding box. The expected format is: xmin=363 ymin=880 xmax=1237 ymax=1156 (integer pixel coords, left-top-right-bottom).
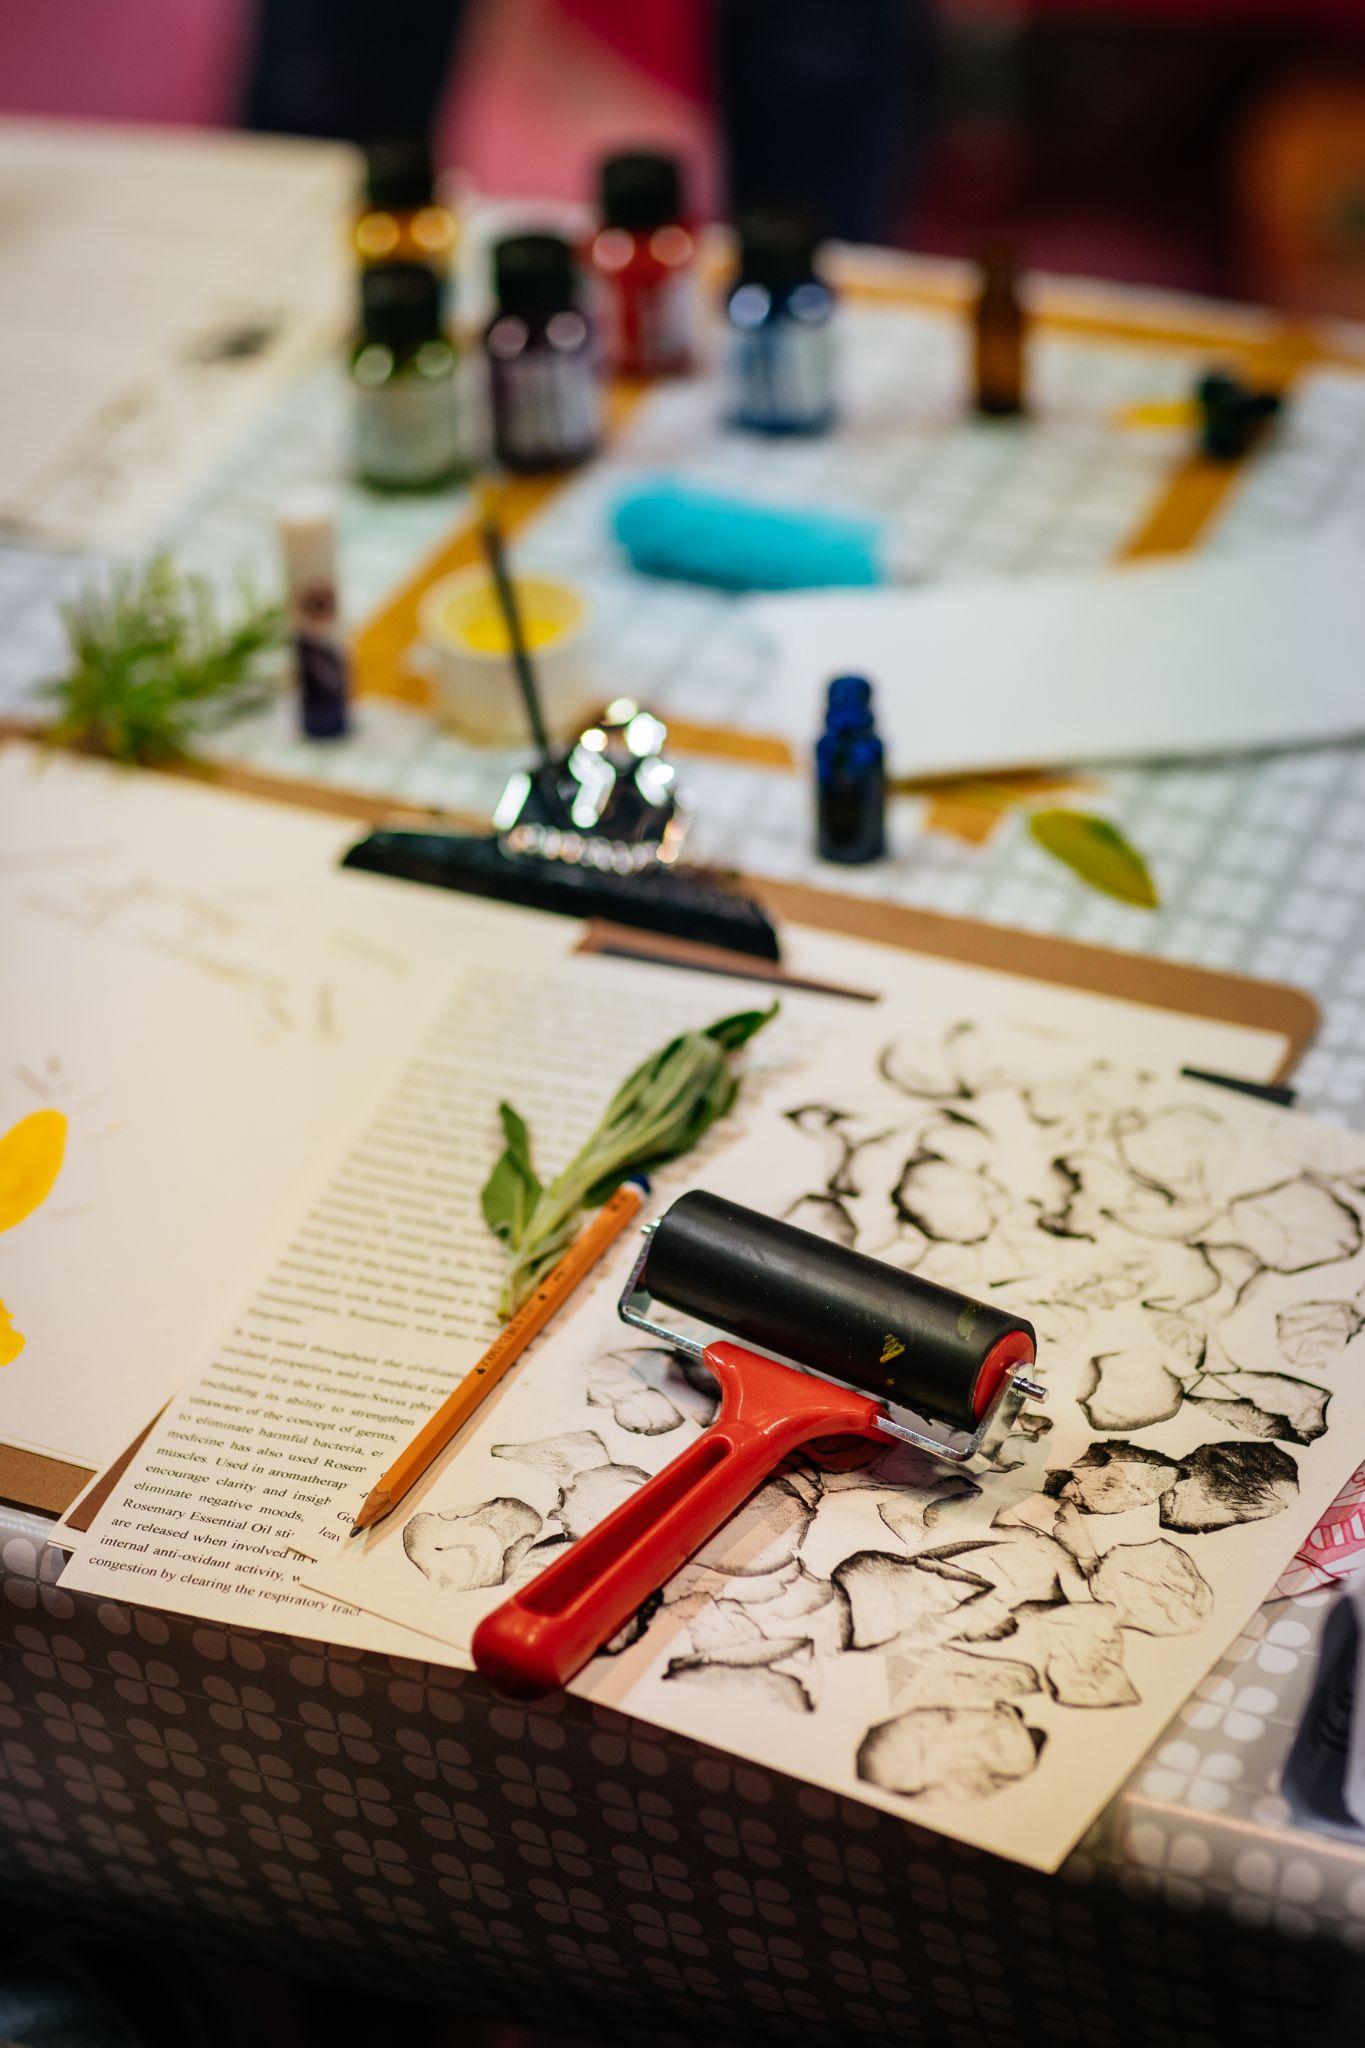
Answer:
xmin=485 ymin=233 xmax=602 ymax=473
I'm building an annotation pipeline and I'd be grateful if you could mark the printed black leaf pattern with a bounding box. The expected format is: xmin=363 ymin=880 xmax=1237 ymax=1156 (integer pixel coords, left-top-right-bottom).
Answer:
xmin=857 ymin=1705 xmax=1044 ymax=1800
xmin=833 ymin=1550 xmax=978 ymax=1651
xmin=1218 ymin=1176 xmax=1361 ymax=1275
xmin=1023 ymin=1602 xmax=1138 ymax=1708
xmin=1183 ymin=1368 xmax=1330 ymax=1446
xmin=783 ymin=1191 xmax=859 ymax=1247
xmin=1276 ymin=1298 xmax=1365 ymax=1369
xmin=926 ymin=1532 xmax=1089 ymax=1641
xmin=885 ymin=1645 xmax=1039 ymax=1712
xmin=666 ymin=1658 xmax=815 ymax=1714
xmin=584 ymin=1349 xmax=686 ymax=1436
xmin=691 ymin=1476 xmax=814 ymax=1579
xmin=1158 ymin=1441 xmax=1299 ymax=1534
xmin=1114 ymin=1103 xmax=1232 ymax=1200
xmin=1046 ymin=1442 xmax=1182 ymax=1515
xmin=1089 ymin=1539 xmax=1214 ymax=1634
xmin=892 ymin=1155 xmax=1010 ymax=1244
xmin=403 ymin=1498 xmax=542 ymax=1591
xmin=1079 ymin=1349 xmax=1184 ymax=1432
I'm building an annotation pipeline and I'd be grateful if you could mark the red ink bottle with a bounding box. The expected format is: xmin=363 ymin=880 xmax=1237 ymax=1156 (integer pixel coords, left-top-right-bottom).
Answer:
xmin=589 ymin=151 xmax=698 ymax=380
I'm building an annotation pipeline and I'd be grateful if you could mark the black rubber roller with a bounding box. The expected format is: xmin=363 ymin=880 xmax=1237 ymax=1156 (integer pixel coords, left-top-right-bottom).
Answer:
xmin=642 ymin=1191 xmax=1035 ymax=1432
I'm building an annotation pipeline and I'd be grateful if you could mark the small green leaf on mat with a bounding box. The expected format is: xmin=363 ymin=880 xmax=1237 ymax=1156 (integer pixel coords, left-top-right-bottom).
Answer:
xmin=1027 ymin=809 xmax=1159 ymax=909
xmin=480 ymin=1102 xmax=542 ymax=1248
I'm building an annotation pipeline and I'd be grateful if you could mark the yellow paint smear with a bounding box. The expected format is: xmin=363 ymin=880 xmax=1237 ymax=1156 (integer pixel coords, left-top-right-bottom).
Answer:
xmin=0 ymin=1108 xmax=67 ymax=1232
xmin=0 ymin=1300 xmax=23 ymax=1367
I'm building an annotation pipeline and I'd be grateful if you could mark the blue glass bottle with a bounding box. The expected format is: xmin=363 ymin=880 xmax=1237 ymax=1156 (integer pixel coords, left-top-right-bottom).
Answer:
xmin=726 ymin=212 xmax=837 ymax=435
xmin=816 ymin=675 xmax=886 ymax=864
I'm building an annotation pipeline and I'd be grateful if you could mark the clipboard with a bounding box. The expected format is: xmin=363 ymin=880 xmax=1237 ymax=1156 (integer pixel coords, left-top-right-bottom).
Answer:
xmin=18 ymin=853 xmax=1317 ymax=1524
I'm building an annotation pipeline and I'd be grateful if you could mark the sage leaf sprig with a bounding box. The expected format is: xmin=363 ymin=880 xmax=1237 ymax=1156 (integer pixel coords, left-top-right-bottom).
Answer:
xmin=481 ymin=1004 xmax=778 ymax=1317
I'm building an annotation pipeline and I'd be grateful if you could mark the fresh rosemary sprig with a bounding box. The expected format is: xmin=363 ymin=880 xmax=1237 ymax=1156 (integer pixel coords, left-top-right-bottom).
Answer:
xmin=43 ymin=554 xmax=286 ymax=765
xmin=482 ymin=1004 xmax=778 ymax=1317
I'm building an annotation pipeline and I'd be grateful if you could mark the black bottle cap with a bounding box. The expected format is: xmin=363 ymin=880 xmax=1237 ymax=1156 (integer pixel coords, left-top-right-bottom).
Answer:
xmin=493 ymin=233 xmax=577 ymax=317
xmin=363 ymin=137 xmax=436 ymax=212
xmin=360 ymin=262 xmax=442 ymax=350
xmin=736 ymin=209 xmax=822 ymax=290
xmin=600 ymin=151 xmax=683 ymax=231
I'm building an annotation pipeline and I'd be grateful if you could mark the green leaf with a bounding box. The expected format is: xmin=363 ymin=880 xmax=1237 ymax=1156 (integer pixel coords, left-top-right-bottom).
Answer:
xmin=42 ymin=554 xmax=285 ymax=766
xmin=479 ymin=1101 xmax=542 ymax=1248
xmin=703 ymin=1003 xmax=780 ymax=1052
xmin=488 ymin=1003 xmax=779 ymax=1316
xmin=1027 ymin=809 xmax=1159 ymax=909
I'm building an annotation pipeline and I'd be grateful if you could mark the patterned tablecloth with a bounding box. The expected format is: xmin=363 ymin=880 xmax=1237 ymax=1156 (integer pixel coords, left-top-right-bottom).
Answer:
xmin=5 ymin=262 xmax=1365 ymax=2043
xmin=2 ymin=1504 xmax=1363 ymax=2046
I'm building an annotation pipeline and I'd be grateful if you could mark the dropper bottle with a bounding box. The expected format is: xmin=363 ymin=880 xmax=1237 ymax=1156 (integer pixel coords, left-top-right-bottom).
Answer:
xmin=815 ymin=674 xmax=887 ymax=864
xmin=484 ymin=233 xmax=601 ymax=472
xmin=973 ymin=242 xmax=1027 ymax=418
xmin=589 ymin=150 xmax=698 ymax=378
xmin=354 ymin=138 xmax=457 ymax=310
xmin=726 ymin=210 xmax=838 ymax=435
xmin=351 ymin=262 xmax=461 ymax=490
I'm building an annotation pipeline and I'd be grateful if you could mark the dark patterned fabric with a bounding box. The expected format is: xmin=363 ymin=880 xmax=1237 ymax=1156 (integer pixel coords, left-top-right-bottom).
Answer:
xmin=2 ymin=1526 xmax=1363 ymax=2047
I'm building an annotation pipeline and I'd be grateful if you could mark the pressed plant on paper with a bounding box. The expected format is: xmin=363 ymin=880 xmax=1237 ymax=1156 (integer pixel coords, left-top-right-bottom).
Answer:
xmin=482 ymin=1005 xmax=778 ymax=1316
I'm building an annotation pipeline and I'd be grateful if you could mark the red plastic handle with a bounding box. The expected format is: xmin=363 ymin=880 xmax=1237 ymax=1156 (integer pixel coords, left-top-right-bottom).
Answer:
xmin=471 ymin=1341 xmax=883 ymax=1696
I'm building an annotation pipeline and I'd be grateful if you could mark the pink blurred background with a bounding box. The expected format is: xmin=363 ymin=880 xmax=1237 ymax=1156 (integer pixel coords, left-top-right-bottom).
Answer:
xmin=4 ymin=0 xmax=1365 ymax=312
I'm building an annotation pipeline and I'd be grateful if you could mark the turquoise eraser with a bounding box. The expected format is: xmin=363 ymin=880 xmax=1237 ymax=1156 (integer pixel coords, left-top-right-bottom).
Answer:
xmin=611 ymin=478 xmax=887 ymax=592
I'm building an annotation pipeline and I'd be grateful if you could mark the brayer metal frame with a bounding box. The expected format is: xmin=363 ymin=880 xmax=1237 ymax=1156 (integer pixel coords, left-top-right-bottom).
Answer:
xmin=618 ymin=1220 xmax=1046 ymax=1473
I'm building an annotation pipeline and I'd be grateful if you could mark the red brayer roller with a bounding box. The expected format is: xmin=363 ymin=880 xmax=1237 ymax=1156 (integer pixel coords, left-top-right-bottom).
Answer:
xmin=472 ymin=1190 xmax=1044 ymax=1696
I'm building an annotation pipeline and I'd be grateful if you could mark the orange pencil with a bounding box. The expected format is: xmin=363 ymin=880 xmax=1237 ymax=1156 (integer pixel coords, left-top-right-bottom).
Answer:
xmin=350 ymin=1177 xmax=649 ymax=1535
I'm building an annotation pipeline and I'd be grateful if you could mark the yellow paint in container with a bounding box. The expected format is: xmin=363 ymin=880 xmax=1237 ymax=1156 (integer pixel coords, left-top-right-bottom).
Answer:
xmin=418 ymin=568 xmax=595 ymax=745
xmin=442 ymin=588 xmax=572 ymax=655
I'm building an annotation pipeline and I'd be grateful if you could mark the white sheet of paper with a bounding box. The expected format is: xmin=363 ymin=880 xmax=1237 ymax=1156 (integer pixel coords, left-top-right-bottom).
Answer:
xmin=747 ymin=531 xmax=1365 ymax=776
xmin=0 ymin=121 xmax=351 ymax=551
xmin=306 ymin=1005 xmax=1365 ymax=1872
xmin=0 ymin=742 xmax=576 ymax=1469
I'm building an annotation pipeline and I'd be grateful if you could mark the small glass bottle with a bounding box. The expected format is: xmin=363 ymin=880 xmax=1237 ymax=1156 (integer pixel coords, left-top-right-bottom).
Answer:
xmin=816 ymin=675 xmax=886 ymax=865
xmin=973 ymin=243 xmax=1027 ymax=418
xmin=588 ymin=151 xmax=698 ymax=379
xmin=726 ymin=211 xmax=837 ymax=435
xmin=354 ymin=138 xmax=457 ymax=310
xmin=351 ymin=263 xmax=461 ymax=491
xmin=484 ymin=233 xmax=601 ymax=472
xmin=278 ymin=486 xmax=351 ymax=741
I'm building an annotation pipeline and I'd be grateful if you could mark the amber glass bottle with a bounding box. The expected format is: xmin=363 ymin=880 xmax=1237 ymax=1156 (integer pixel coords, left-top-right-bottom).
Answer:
xmin=973 ymin=245 xmax=1027 ymax=418
xmin=353 ymin=139 xmax=456 ymax=309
